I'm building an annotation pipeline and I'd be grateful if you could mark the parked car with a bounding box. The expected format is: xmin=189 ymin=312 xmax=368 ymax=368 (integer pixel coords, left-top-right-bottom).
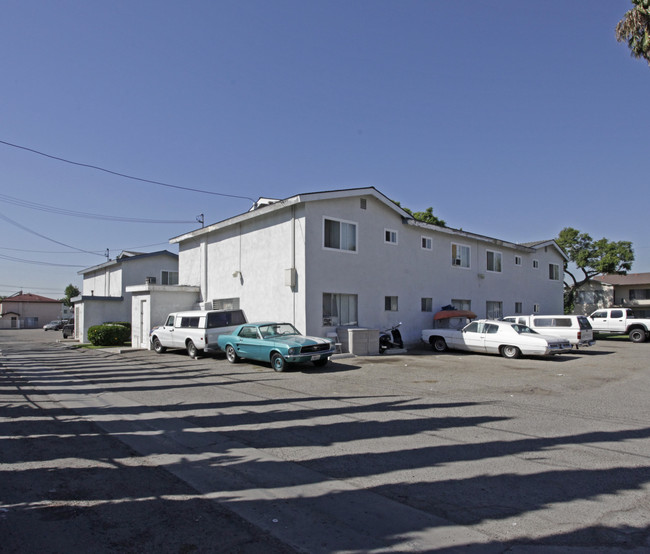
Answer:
xmin=217 ymin=322 xmax=336 ymax=371
xmin=421 ymin=319 xmax=572 ymax=359
xmin=502 ymin=315 xmax=594 ymax=348
xmin=43 ymin=320 xmax=63 ymax=331
xmin=150 ymin=309 xmax=247 ymax=358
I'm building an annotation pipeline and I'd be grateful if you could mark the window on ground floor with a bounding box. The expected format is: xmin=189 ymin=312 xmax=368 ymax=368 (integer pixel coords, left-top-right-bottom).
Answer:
xmin=212 ymin=298 xmax=240 ymax=310
xmin=515 ymin=302 xmax=523 ymax=314
xmin=486 ymin=301 xmax=503 ymax=319
xmin=421 ymin=298 xmax=433 ymax=312
xmin=384 ymin=296 xmax=398 ymax=311
xmin=452 ymin=299 xmax=471 ymax=311
xmin=323 ymin=293 xmax=358 ymax=326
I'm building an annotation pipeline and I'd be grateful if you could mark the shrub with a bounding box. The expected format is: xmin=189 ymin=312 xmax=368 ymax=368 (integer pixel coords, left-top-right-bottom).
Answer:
xmin=87 ymin=323 xmax=131 ymax=346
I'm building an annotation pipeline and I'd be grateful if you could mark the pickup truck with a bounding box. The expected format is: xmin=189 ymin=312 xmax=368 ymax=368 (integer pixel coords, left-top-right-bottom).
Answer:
xmin=588 ymin=308 xmax=650 ymax=343
xmin=150 ymin=309 xmax=247 ymax=357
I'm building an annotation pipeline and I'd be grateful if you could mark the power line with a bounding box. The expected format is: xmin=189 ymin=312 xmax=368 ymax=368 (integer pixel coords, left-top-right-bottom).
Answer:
xmin=0 ymin=193 xmax=198 ymax=224
xmin=0 ymin=246 xmax=103 ymax=255
xmin=0 ymin=252 xmax=85 ymax=267
xmin=0 ymin=211 xmax=104 ymax=257
xmin=0 ymin=139 xmax=256 ymax=203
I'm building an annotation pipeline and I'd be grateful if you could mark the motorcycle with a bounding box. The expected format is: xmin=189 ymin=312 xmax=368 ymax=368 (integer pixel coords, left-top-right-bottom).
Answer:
xmin=379 ymin=322 xmax=403 ymax=353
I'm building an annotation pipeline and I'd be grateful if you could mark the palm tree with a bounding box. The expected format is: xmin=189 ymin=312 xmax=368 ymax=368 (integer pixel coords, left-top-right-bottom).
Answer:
xmin=616 ymin=0 xmax=650 ymax=66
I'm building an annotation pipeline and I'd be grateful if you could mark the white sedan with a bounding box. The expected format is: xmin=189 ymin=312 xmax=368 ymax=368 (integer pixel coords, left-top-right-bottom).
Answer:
xmin=421 ymin=319 xmax=572 ymax=359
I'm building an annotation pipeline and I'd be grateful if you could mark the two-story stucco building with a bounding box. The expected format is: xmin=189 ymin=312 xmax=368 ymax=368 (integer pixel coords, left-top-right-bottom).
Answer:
xmin=73 ymin=250 xmax=179 ymax=343
xmin=140 ymin=187 xmax=565 ymax=347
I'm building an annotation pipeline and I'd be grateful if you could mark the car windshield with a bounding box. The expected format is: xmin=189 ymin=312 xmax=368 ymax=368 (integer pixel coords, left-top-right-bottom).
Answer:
xmin=512 ymin=324 xmax=538 ymax=335
xmin=259 ymin=323 xmax=300 ymax=338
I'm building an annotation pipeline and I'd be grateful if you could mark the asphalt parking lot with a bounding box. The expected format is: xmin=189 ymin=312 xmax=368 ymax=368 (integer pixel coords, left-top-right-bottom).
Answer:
xmin=1 ymin=329 xmax=650 ymax=552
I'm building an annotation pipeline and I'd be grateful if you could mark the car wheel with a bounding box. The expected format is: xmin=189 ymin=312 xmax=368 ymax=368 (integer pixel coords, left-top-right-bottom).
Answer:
xmin=431 ymin=337 xmax=447 ymax=352
xmin=501 ymin=345 xmax=521 ymax=359
xmin=271 ymin=353 xmax=286 ymax=372
xmin=629 ymin=329 xmax=647 ymax=343
xmin=186 ymin=340 xmax=199 ymax=358
xmin=313 ymin=358 xmax=328 ymax=367
xmin=225 ymin=345 xmax=239 ymax=363
xmin=152 ymin=337 xmax=166 ymax=354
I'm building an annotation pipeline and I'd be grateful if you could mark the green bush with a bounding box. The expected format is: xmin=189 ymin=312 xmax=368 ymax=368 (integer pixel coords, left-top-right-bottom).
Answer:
xmin=87 ymin=323 xmax=131 ymax=346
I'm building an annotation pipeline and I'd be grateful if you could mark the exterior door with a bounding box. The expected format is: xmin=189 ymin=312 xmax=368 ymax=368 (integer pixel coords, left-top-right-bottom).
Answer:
xmin=138 ymin=299 xmax=149 ymax=349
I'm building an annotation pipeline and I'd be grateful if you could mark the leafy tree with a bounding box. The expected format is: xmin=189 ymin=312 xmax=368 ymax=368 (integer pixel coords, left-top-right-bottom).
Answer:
xmin=63 ymin=284 xmax=80 ymax=307
xmin=616 ymin=0 xmax=650 ymax=66
xmin=556 ymin=227 xmax=634 ymax=312
xmin=394 ymin=202 xmax=446 ymax=227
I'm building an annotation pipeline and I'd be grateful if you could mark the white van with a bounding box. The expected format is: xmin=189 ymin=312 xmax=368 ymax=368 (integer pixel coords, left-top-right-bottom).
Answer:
xmin=150 ymin=309 xmax=247 ymax=357
xmin=502 ymin=315 xmax=594 ymax=348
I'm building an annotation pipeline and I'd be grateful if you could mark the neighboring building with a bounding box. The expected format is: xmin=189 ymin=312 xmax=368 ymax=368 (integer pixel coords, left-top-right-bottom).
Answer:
xmin=574 ymin=273 xmax=650 ymax=317
xmin=73 ymin=250 xmax=179 ymax=343
xmin=0 ymin=292 xmax=63 ymax=329
xmin=131 ymin=187 xmax=565 ymax=347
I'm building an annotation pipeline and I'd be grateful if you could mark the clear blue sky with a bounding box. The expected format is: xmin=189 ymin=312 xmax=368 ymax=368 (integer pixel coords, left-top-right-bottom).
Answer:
xmin=1 ymin=0 xmax=647 ymax=298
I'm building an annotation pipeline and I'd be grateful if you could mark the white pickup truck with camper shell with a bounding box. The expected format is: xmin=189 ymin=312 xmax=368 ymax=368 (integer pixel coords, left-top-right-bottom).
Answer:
xmin=502 ymin=314 xmax=594 ymax=348
xmin=587 ymin=308 xmax=650 ymax=343
xmin=150 ymin=309 xmax=247 ymax=357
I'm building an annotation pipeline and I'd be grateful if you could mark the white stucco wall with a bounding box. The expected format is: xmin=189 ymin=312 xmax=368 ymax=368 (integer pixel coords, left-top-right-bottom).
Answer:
xmin=128 ymin=285 xmax=200 ymax=349
xmin=174 ymin=191 xmax=565 ymax=346
xmin=302 ymin=195 xmax=565 ymax=342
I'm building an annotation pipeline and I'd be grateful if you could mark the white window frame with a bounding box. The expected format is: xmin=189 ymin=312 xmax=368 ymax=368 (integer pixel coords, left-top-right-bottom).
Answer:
xmin=161 ymin=270 xmax=179 ymax=285
xmin=486 ymin=301 xmax=503 ymax=319
xmin=451 ymin=243 xmax=471 ymax=268
xmin=486 ymin=250 xmax=502 ymax=273
xmin=549 ymin=263 xmax=560 ymax=281
xmin=323 ymin=293 xmax=358 ymax=326
xmin=384 ymin=229 xmax=398 ymax=245
xmin=421 ymin=236 xmax=432 ymax=250
xmin=452 ymin=299 xmax=471 ymax=311
xmin=515 ymin=302 xmax=523 ymax=314
xmin=533 ymin=259 xmax=539 ymax=269
xmin=323 ymin=217 xmax=357 ymax=253
xmin=533 ymin=304 xmax=540 ymax=313
xmin=385 ymin=296 xmax=399 ymax=311
xmin=421 ymin=297 xmax=433 ymax=312
xmin=514 ymin=255 xmax=522 ymax=266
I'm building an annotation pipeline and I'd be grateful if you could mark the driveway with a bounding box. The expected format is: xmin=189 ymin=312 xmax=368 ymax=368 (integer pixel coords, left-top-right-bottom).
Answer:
xmin=2 ymin=330 xmax=649 ymax=552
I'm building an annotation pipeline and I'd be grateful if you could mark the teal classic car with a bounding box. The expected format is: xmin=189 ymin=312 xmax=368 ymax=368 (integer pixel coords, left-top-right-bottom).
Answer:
xmin=217 ymin=322 xmax=336 ymax=371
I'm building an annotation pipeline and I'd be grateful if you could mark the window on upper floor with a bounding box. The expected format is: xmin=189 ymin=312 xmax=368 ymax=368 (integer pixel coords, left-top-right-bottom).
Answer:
xmin=384 ymin=229 xmax=398 ymax=245
xmin=161 ymin=271 xmax=179 ymax=285
xmin=548 ymin=263 xmax=560 ymax=281
xmin=421 ymin=237 xmax=432 ymax=250
xmin=486 ymin=250 xmax=502 ymax=273
xmin=533 ymin=259 xmax=539 ymax=269
xmin=451 ymin=243 xmax=470 ymax=268
xmin=323 ymin=218 xmax=357 ymax=252
xmin=515 ymin=255 xmax=522 ymax=266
